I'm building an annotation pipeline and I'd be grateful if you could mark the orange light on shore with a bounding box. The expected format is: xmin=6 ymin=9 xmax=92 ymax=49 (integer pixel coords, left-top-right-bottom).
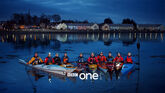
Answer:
xmin=19 ymin=25 xmax=25 ymax=29
xmin=32 ymin=25 xmax=37 ymax=28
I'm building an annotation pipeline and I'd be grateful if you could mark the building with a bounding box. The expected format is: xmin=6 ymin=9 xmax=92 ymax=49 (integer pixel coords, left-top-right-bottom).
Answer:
xmin=66 ymin=23 xmax=99 ymax=30
xmin=56 ymin=23 xmax=67 ymax=30
xmin=91 ymin=23 xmax=99 ymax=30
xmin=137 ymin=24 xmax=165 ymax=31
xmin=101 ymin=24 xmax=110 ymax=31
xmin=0 ymin=24 xmax=3 ymax=30
xmin=110 ymin=24 xmax=134 ymax=31
xmin=101 ymin=24 xmax=134 ymax=31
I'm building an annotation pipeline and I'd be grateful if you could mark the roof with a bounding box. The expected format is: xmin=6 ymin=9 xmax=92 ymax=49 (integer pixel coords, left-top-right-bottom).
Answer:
xmin=101 ymin=24 xmax=133 ymax=27
xmin=66 ymin=23 xmax=96 ymax=26
xmin=109 ymin=24 xmax=134 ymax=27
xmin=137 ymin=24 xmax=162 ymax=27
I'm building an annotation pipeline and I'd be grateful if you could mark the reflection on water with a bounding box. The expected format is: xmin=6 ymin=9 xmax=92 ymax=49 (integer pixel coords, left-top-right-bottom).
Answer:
xmin=25 ymin=65 xmax=134 ymax=82
xmin=0 ymin=32 xmax=163 ymax=49
xmin=0 ymin=32 xmax=165 ymax=93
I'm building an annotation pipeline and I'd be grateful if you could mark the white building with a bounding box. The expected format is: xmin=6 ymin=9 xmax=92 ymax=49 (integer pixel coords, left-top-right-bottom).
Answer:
xmin=66 ymin=23 xmax=99 ymax=30
xmin=101 ymin=24 xmax=134 ymax=31
xmin=56 ymin=23 xmax=67 ymax=30
xmin=137 ymin=24 xmax=165 ymax=31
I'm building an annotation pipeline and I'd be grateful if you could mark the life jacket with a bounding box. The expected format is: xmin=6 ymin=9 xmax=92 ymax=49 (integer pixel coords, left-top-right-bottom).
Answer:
xmin=97 ymin=55 xmax=106 ymax=62
xmin=45 ymin=56 xmax=52 ymax=64
xmin=53 ymin=57 xmax=61 ymax=65
xmin=63 ymin=56 xmax=69 ymax=63
xmin=107 ymin=56 xmax=114 ymax=62
xmin=32 ymin=56 xmax=40 ymax=64
xmin=114 ymin=56 xmax=124 ymax=62
xmin=88 ymin=56 xmax=98 ymax=64
xmin=78 ymin=56 xmax=84 ymax=62
xmin=125 ymin=56 xmax=133 ymax=64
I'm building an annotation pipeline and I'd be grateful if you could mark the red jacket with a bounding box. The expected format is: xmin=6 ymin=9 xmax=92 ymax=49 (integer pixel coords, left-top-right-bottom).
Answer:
xmin=113 ymin=56 xmax=124 ymax=62
xmin=97 ymin=55 xmax=107 ymax=62
xmin=87 ymin=56 xmax=99 ymax=64
xmin=44 ymin=57 xmax=54 ymax=64
xmin=125 ymin=56 xmax=133 ymax=64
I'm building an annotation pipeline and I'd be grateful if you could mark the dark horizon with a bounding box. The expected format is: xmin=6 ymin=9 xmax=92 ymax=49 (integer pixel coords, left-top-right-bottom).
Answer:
xmin=0 ymin=0 xmax=164 ymax=24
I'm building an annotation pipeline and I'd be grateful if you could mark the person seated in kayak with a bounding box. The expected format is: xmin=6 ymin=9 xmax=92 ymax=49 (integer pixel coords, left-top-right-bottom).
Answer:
xmin=87 ymin=52 xmax=98 ymax=64
xmin=44 ymin=52 xmax=53 ymax=65
xmin=27 ymin=52 xmax=43 ymax=65
xmin=62 ymin=52 xmax=69 ymax=64
xmin=106 ymin=52 xmax=114 ymax=62
xmin=113 ymin=52 xmax=124 ymax=63
xmin=77 ymin=53 xmax=86 ymax=68
xmin=78 ymin=53 xmax=85 ymax=63
xmin=97 ymin=52 xmax=107 ymax=64
xmin=124 ymin=52 xmax=134 ymax=64
xmin=52 ymin=53 xmax=61 ymax=65
xmin=113 ymin=52 xmax=124 ymax=70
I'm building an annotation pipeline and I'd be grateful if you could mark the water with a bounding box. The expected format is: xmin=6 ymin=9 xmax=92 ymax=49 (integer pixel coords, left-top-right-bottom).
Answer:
xmin=0 ymin=32 xmax=165 ymax=93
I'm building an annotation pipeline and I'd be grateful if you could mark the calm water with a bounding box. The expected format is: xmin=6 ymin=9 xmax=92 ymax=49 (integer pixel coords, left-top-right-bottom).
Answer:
xmin=0 ymin=32 xmax=165 ymax=93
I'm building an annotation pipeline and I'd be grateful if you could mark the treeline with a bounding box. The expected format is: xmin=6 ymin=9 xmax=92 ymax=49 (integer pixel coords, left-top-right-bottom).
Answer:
xmin=10 ymin=12 xmax=136 ymax=25
xmin=11 ymin=13 xmax=61 ymax=25
xmin=10 ymin=13 xmax=90 ymax=25
xmin=1 ymin=12 xmax=137 ymax=30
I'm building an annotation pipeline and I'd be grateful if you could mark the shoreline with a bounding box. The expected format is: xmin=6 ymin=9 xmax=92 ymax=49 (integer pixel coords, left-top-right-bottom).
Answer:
xmin=0 ymin=29 xmax=164 ymax=34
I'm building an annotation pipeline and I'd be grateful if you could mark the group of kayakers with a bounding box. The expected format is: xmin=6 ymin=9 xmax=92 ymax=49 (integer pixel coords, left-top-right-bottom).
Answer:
xmin=27 ymin=52 xmax=134 ymax=65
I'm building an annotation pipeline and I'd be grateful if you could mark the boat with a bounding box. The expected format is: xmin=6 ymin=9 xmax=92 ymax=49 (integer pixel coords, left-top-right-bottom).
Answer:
xmin=98 ymin=62 xmax=114 ymax=73
xmin=106 ymin=63 xmax=114 ymax=72
xmin=19 ymin=59 xmax=76 ymax=75
xmin=114 ymin=62 xmax=123 ymax=71
xmin=98 ymin=64 xmax=108 ymax=73
xmin=88 ymin=64 xmax=97 ymax=73
xmin=74 ymin=62 xmax=86 ymax=72
xmin=121 ymin=63 xmax=135 ymax=75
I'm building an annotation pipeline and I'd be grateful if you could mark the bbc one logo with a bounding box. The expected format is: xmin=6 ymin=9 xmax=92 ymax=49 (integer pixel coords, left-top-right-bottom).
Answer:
xmin=67 ymin=72 xmax=99 ymax=80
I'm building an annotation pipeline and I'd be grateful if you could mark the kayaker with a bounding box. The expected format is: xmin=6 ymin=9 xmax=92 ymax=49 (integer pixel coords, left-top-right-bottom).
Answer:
xmin=27 ymin=52 xmax=43 ymax=65
xmin=107 ymin=52 xmax=114 ymax=62
xmin=53 ymin=53 xmax=61 ymax=65
xmin=97 ymin=52 xmax=107 ymax=64
xmin=44 ymin=52 xmax=53 ymax=65
xmin=62 ymin=52 xmax=69 ymax=64
xmin=113 ymin=52 xmax=124 ymax=72
xmin=113 ymin=52 xmax=124 ymax=63
xmin=78 ymin=53 xmax=85 ymax=63
xmin=77 ymin=53 xmax=86 ymax=68
xmin=87 ymin=52 xmax=98 ymax=64
xmin=124 ymin=52 xmax=134 ymax=64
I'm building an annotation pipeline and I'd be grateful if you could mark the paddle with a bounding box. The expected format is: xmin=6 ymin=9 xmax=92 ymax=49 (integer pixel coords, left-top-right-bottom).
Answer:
xmin=135 ymin=62 xmax=140 ymax=65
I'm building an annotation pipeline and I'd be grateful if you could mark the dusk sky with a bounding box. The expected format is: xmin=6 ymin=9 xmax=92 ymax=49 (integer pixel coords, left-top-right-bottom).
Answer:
xmin=0 ymin=0 xmax=164 ymax=24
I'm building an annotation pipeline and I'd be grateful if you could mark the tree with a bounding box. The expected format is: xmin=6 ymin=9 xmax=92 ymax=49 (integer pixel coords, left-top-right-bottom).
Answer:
xmin=61 ymin=20 xmax=74 ymax=23
xmin=20 ymin=15 xmax=25 ymax=25
xmin=82 ymin=20 xmax=88 ymax=23
xmin=40 ymin=14 xmax=50 ymax=24
xmin=32 ymin=16 xmax=38 ymax=25
xmin=104 ymin=18 xmax=113 ymax=24
xmin=122 ymin=18 xmax=136 ymax=24
xmin=122 ymin=18 xmax=137 ymax=30
xmin=52 ymin=14 xmax=61 ymax=22
xmin=12 ymin=13 xmax=21 ymax=24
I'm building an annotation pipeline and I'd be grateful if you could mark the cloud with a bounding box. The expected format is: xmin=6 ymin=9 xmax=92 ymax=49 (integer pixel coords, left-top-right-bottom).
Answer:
xmin=0 ymin=0 xmax=164 ymax=24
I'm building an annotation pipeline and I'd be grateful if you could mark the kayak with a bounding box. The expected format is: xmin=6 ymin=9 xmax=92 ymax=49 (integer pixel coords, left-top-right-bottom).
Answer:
xmin=75 ymin=62 xmax=86 ymax=72
xmin=19 ymin=59 xmax=76 ymax=75
xmin=88 ymin=64 xmax=97 ymax=73
xmin=98 ymin=62 xmax=114 ymax=73
xmin=98 ymin=64 xmax=108 ymax=73
xmin=121 ymin=63 xmax=135 ymax=75
xmin=114 ymin=62 xmax=123 ymax=71
xmin=106 ymin=63 xmax=114 ymax=72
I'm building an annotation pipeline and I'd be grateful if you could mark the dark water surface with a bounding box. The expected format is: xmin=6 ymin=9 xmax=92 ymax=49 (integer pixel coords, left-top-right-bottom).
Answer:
xmin=0 ymin=32 xmax=165 ymax=93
